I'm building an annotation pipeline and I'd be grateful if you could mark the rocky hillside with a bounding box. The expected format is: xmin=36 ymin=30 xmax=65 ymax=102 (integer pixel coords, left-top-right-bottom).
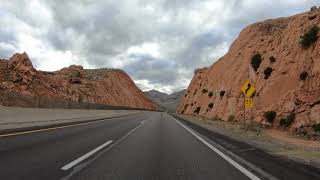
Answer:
xmin=177 ymin=8 xmax=320 ymax=133
xmin=145 ymin=89 xmax=186 ymax=112
xmin=0 ymin=52 xmax=158 ymax=110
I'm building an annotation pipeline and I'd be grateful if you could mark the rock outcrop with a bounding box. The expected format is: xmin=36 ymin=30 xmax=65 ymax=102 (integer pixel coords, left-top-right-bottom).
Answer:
xmin=177 ymin=9 xmax=320 ymax=131
xmin=0 ymin=52 xmax=158 ymax=111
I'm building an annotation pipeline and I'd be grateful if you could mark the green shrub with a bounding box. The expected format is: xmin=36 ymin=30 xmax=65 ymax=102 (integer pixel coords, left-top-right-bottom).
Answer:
xmin=194 ymin=106 xmax=201 ymax=114
xmin=184 ymin=104 xmax=189 ymax=110
xmin=287 ymin=113 xmax=295 ymax=125
xmin=300 ymin=71 xmax=308 ymax=80
xmin=251 ymin=53 xmax=262 ymax=71
xmin=279 ymin=118 xmax=287 ymax=127
xmin=220 ymin=90 xmax=225 ymax=97
xmin=279 ymin=113 xmax=295 ymax=127
xmin=193 ymin=89 xmax=197 ymax=95
xmin=208 ymin=91 xmax=213 ymax=97
xmin=269 ymin=56 xmax=276 ymax=63
xmin=313 ymin=123 xmax=320 ymax=132
xmin=228 ymin=115 xmax=235 ymax=122
xmin=208 ymin=103 xmax=214 ymax=108
xmin=264 ymin=67 xmax=273 ymax=79
xmin=264 ymin=111 xmax=276 ymax=124
xmin=202 ymin=89 xmax=208 ymax=93
xmin=300 ymin=26 xmax=319 ymax=48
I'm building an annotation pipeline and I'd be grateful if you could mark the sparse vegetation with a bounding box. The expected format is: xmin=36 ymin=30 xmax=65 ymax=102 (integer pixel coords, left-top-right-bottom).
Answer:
xmin=220 ymin=90 xmax=225 ymax=98
xmin=202 ymin=89 xmax=208 ymax=93
xmin=300 ymin=71 xmax=308 ymax=80
xmin=181 ymin=110 xmax=185 ymax=114
xmin=213 ymin=115 xmax=221 ymax=121
xmin=300 ymin=26 xmax=319 ymax=48
xmin=208 ymin=103 xmax=214 ymax=108
xmin=264 ymin=67 xmax=273 ymax=79
xmin=264 ymin=111 xmax=276 ymax=124
xmin=313 ymin=123 xmax=320 ymax=132
xmin=269 ymin=56 xmax=276 ymax=63
xmin=208 ymin=91 xmax=213 ymax=97
xmin=279 ymin=118 xmax=287 ymax=127
xmin=194 ymin=106 xmax=201 ymax=114
xmin=251 ymin=53 xmax=262 ymax=71
xmin=228 ymin=115 xmax=235 ymax=122
xmin=193 ymin=89 xmax=198 ymax=95
xmin=287 ymin=113 xmax=295 ymax=125
xmin=308 ymin=14 xmax=317 ymax=20
xmin=279 ymin=113 xmax=295 ymax=127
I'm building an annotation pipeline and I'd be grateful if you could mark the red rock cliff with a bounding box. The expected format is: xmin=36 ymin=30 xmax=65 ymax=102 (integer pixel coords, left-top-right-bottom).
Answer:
xmin=177 ymin=8 xmax=320 ymax=129
xmin=0 ymin=52 xmax=158 ymax=111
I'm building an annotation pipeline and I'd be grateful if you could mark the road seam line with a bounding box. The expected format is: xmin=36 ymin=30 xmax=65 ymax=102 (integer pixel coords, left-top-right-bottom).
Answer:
xmin=170 ymin=115 xmax=261 ymax=180
xmin=61 ymin=140 xmax=113 ymax=170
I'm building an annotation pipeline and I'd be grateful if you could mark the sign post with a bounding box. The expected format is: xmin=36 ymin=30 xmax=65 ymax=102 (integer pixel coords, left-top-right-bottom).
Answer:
xmin=241 ymin=80 xmax=255 ymax=131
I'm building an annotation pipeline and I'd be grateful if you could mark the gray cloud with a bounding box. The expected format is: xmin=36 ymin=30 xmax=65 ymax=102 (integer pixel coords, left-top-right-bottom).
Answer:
xmin=0 ymin=0 xmax=318 ymax=93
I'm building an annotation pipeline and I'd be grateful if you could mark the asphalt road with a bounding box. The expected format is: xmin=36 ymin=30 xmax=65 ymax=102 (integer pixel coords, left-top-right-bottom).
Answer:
xmin=0 ymin=112 xmax=318 ymax=180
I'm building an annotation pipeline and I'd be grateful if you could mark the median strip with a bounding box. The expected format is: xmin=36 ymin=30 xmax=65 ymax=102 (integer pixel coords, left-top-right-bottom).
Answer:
xmin=0 ymin=113 xmax=140 ymax=138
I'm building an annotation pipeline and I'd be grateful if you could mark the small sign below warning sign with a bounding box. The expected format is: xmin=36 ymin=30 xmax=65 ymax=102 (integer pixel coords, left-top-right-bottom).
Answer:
xmin=245 ymin=98 xmax=253 ymax=109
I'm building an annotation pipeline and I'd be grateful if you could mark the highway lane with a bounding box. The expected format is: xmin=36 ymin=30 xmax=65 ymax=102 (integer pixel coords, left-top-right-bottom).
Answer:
xmin=0 ymin=111 xmax=318 ymax=180
xmin=66 ymin=112 xmax=250 ymax=180
xmin=0 ymin=112 xmax=148 ymax=180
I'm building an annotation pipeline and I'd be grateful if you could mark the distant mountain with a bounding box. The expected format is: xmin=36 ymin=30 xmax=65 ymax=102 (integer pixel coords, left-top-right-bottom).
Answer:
xmin=144 ymin=89 xmax=186 ymax=112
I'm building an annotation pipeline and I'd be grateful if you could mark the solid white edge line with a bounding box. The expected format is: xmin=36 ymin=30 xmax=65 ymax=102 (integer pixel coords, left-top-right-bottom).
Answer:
xmin=170 ymin=115 xmax=261 ymax=180
xmin=61 ymin=140 xmax=113 ymax=171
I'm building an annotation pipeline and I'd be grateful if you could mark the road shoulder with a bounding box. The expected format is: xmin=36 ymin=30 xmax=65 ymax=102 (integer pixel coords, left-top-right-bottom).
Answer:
xmin=173 ymin=113 xmax=320 ymax=180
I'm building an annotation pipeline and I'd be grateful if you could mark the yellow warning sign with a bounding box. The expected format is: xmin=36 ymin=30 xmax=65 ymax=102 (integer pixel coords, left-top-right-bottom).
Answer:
xmin=245 ymin=98 xmax=253 ymax=109
xmin=241 ymin=80 xmax=255 ymax=98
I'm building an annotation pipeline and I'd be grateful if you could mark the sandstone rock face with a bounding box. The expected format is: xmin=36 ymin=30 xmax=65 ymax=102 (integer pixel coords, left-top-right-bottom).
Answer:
xmin=177 ymin=9 xmax=320 ymax=129
xmin=0 ymin=53 xmax=158 ymax=111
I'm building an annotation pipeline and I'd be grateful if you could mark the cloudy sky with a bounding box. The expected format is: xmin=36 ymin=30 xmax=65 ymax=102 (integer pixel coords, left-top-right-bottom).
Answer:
xmin=0 ymin=0 xmax=318 ymax=93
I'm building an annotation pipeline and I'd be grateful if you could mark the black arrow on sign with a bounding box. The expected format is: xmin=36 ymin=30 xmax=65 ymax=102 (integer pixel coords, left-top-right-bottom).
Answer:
xmin=245 ymin=83 xmax=251 ymax=94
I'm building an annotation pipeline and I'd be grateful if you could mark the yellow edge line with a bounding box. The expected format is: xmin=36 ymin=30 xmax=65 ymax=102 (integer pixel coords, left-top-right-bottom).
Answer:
xmin=0 ymin=118 xmax=108 ymax=138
